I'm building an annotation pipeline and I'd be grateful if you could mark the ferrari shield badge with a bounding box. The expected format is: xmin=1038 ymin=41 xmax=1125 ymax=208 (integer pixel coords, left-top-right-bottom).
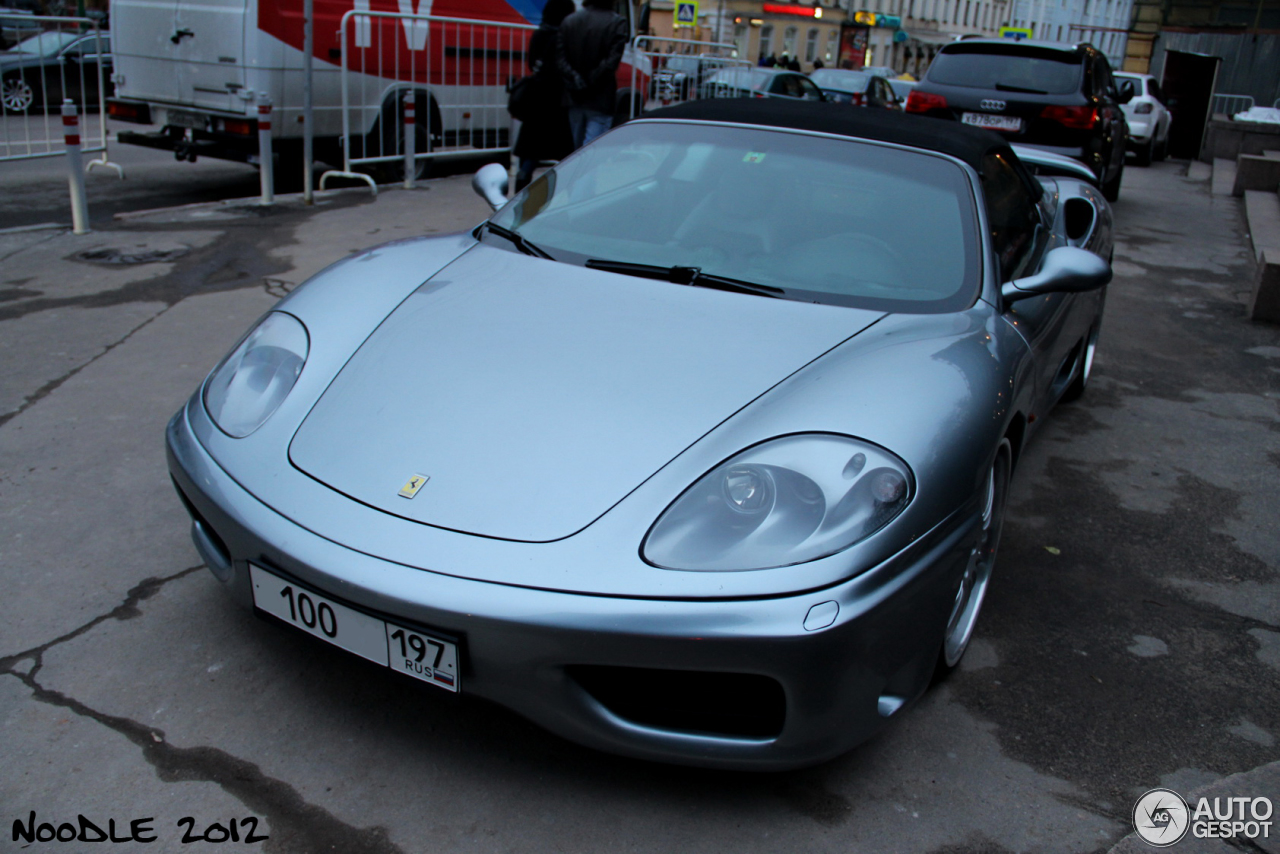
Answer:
xmin=398 ymin=473 xmax=430 ymax=499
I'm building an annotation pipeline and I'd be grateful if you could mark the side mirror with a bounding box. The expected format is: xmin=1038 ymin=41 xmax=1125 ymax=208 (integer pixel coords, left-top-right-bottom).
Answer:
xmin=1118 ymin=79 xmax=1135 ymax=104
xmin=1002 ymin=246 xmax=1111 ymax=304
xmin=471 ymin=162 xmax=509 ymax=211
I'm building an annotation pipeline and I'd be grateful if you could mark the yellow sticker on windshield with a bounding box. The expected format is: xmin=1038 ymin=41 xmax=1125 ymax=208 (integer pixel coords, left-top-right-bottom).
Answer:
xmin=743 ymin=152 xmax=767 ymax=163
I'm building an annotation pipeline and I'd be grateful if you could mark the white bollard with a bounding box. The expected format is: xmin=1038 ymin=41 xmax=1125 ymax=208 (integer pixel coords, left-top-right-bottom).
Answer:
xmin=62 ymin=100 xmax=89 ymax=235
xmin=403 ymin=91 xmax=416 ymax=190
xmin=257 ymin=92 xmax=274 ymax=205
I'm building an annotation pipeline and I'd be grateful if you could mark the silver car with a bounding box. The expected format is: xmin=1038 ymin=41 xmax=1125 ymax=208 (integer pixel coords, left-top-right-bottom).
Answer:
xmin=167 ymin=99 xmax=1113 ymax=770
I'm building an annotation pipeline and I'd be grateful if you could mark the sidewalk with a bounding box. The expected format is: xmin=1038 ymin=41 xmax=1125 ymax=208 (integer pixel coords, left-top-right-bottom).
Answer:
xmin=0 ymin=176 xmax=492 ymax=430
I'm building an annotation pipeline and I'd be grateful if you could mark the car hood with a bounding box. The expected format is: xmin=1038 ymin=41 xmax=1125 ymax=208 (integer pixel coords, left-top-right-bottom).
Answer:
xmin=288 ymin=245 xmax=883 ymax=542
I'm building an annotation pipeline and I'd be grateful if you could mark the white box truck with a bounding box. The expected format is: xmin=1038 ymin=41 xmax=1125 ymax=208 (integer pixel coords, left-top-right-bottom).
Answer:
xmin=107 ymin=0 xmax=651 ymax=179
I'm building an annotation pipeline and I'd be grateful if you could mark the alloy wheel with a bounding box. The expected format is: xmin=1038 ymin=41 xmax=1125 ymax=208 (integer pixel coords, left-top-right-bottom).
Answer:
xmin=2 ymin=78 xmax=35 ymax=113
xmin=942 ymin=441 xmax=1010 ymax=668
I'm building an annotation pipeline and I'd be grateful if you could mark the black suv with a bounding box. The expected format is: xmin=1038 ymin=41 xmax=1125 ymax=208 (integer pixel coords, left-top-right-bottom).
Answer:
xmin=906 ymin=40 xmax=1131 ymax=200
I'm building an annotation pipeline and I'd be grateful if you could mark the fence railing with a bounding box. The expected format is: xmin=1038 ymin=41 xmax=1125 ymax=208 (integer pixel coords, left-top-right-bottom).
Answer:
xmin=319 ymin=10 xmax=534 ymax=194
xmin=1211 ymin=93 xmax=1255 ymax=117
xmin=629 ymin=36 xmax=749 ymax=119
xmin=0 ymin=14 xmax=118 ymax=175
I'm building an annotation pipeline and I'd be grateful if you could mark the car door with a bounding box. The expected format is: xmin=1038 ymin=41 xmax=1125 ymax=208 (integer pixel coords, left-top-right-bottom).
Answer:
xmin=985 ymin=152 xmax=1085 ymax=410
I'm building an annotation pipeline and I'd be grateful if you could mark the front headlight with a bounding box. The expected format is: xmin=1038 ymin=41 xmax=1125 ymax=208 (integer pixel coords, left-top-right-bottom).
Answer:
xmin=643 ymin=434 xmax=913 ymax=571
xmin=203 ymin=312 xmax=309 ymax=437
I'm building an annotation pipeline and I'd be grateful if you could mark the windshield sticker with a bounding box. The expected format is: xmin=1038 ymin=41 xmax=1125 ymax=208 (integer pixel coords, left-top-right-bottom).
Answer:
xmin=743 ymin=152 xmax=767 ymax=163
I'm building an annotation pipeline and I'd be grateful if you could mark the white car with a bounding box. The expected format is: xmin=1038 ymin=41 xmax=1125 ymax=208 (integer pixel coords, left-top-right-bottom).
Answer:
xmin=1114 ymin=72 xmax=1172 ymax=165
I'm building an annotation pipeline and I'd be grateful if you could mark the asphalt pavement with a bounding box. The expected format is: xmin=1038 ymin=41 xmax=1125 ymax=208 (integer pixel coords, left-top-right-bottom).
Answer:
xmin=1 ymin=160 xmax=1278 ymax=854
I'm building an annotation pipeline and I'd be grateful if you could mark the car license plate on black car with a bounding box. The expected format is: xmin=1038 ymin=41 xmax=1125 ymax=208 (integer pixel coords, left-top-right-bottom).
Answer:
xmin=250 ymin=564 xmax=460 ymax=692
xmin=962 ymin=112 xmax=1022 ymax=132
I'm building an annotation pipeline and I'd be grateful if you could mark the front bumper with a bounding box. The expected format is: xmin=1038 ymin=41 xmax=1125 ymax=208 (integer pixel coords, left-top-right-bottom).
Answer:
xmin=166 ymin=405 xmax=978 ymax=771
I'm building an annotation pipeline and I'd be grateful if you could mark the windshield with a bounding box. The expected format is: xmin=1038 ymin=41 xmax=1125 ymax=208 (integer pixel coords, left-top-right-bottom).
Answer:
xmin=8 ymin=31 xmax=80 ymax=56
xmin=488 ymin=122 xmax=980 ymax=313
xmin=927 ymin=45 xmax=1083 ymax=94
xmin=810 ymin=69 xmax=871 ymax=93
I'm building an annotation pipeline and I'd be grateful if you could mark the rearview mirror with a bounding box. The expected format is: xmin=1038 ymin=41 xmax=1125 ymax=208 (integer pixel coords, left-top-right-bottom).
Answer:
xmin=471 ymin=162 xmax=509 ymax=211
xmin=1002 ymin=246 xmax=1111 ymax=304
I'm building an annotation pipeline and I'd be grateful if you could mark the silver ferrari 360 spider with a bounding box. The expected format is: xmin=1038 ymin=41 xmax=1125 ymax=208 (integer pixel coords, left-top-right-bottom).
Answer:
xmin=167 ymin=99 xmax=1113 ymax=770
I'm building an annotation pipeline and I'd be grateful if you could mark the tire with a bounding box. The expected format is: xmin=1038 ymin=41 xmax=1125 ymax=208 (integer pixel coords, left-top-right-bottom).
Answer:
xmin=368 ymin=122 xmax=431 ymax=184
xmin=1154 ymin=133 xmax=1168 ymax=162
xmin=1134 ymin=137 xmax=1153 ymax=167
xmin=934 ymin=439 xmax=1011 ymax=679
xmin=2 ymin=76 xmax=36 ymax=113
xmin=1061 ymin=320 xmax=1101 ymax=402
xmin=1101 ymin=159 xmax=1123 ymax=202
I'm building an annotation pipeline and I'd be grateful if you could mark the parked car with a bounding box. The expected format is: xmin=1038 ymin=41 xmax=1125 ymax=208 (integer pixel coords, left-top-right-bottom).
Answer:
xmin=887 ymin=77 xmax=917 ymax=103
xmin=1113 ymin=71 xmax=1171 ymax=165
xmin=651 ymin=54 xmax=723 ymax=101
xmin=905 ymin=39 xmax=1131 ymax=201
xmin=702 ymin=67 xmax=826 ymax=102
xmin=167 ymin=98 xmax=1113 ymax=771
xmin=809 ymin=68 xmax=900 ymax=108
xmin=0 ymin=29 xmax=112 ymax=112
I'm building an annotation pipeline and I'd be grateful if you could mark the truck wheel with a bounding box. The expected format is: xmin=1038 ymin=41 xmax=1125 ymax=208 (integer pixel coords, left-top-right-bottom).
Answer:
xmin=359 ymin=90 xmax=435 ymax=184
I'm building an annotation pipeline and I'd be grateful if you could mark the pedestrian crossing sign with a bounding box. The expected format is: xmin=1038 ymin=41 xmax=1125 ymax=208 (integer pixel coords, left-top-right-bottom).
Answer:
xmin=675 ymin=1 xmax=698 ymax=27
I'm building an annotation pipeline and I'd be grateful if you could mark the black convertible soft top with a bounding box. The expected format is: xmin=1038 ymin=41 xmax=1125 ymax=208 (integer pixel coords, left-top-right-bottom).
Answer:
xmin=639 ymin=98 xmax=1035 ymax=191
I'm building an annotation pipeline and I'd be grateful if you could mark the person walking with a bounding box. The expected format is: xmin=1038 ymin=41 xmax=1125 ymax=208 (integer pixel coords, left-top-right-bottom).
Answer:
xmin=511 ymin=0 xmax=575 ymax=191
xmin=556 ymin=0 xmax=629 ymax=149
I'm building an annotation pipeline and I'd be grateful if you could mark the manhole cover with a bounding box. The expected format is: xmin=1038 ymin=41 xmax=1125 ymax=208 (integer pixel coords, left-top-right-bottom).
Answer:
xmin=75 ymin=247 xmax=190 ymax=265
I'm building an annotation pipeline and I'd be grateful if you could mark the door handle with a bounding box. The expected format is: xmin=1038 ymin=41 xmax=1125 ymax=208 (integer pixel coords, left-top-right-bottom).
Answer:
xmin=171 ymin=28 xmax=193 ymax=44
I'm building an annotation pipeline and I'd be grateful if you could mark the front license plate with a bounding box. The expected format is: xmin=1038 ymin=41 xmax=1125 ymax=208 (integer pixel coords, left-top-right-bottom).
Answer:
xmin=249 ymin=564 xmax=460 ymax=693
xmin=962 ymin=112 xmax=1022 ymax=132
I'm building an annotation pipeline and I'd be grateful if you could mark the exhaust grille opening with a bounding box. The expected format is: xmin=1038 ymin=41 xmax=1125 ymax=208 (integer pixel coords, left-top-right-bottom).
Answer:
xmin=569 ymin=665 xmax=785 ymax=739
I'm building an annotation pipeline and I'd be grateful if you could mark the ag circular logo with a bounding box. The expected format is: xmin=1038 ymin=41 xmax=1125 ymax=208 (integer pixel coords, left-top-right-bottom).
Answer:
xmin=1133 ymin=788 xmax=1191 ymax=847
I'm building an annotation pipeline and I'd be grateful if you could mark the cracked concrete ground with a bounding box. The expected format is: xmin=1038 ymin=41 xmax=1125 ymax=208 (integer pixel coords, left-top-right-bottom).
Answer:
xmin=1 ymin=164 xmax=1278 ymax=854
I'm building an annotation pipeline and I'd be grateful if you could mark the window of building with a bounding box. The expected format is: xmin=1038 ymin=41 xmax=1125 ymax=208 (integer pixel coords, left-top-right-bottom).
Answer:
xmin=783 ymin=25 xmax=797 ymax=58
xmin=805 ymin=28 xmax=819 ymax=62
xmin=825 ymin=29 xmax=838 ymax=62
xmin=759 ymin=24 xmax=773 ymax=60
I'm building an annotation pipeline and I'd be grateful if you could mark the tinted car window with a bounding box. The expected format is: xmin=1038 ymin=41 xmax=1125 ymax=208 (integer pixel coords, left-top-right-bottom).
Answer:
xmin=981 ymin=152 xmax=1041 ymax=281
xmin=928 ymin=44 xmax=1084 ymax=95
xmin=493 ymin=122 xmax=981 ymax=313
xmin=795 ymin=76 xmax=823 ymax=100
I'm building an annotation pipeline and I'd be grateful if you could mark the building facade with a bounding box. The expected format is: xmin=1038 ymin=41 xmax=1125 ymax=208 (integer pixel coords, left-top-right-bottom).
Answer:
xmin=645 ymin=0 xmax=1009 ymax=76
xmin=1005 ymin=0 xmax=1135 ymax=65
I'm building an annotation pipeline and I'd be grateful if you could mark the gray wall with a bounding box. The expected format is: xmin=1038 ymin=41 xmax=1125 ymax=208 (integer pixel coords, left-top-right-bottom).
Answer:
xmin=1151 ymin=31 xmax=1280 ymax=109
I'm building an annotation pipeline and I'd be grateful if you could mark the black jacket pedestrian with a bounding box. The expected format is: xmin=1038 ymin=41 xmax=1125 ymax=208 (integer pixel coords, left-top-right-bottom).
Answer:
xmin=556 ymin=5 xmax=629 ymax=115
xmin=513 ymin=23 xmax=573 ymax=163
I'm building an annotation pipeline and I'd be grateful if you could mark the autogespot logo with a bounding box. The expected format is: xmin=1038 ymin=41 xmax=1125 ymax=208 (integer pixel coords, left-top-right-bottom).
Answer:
xmin=1133 ymin=789 xmax=1191 ymax=847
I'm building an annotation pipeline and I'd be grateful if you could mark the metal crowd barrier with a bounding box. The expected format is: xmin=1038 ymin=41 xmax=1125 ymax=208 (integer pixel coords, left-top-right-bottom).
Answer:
xmin=320 ymin=10 xmax=534 ymax=194
xmin=1211 ymin=93 xmax=1255 ymax=117
xmin=0 ymin=15 xmax=119 ymax=171
xmin=629 ymin=36 xmax=749 ymax=119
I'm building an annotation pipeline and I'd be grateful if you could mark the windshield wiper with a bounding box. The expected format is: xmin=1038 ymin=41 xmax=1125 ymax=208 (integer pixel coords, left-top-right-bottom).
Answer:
xmin=585 ymin=259 xmax=784 ymax=298
xmin=994 ymin=83 xmax=1049 ymax=94
xmin=478 ymin=222 xmax=553 ymax=259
